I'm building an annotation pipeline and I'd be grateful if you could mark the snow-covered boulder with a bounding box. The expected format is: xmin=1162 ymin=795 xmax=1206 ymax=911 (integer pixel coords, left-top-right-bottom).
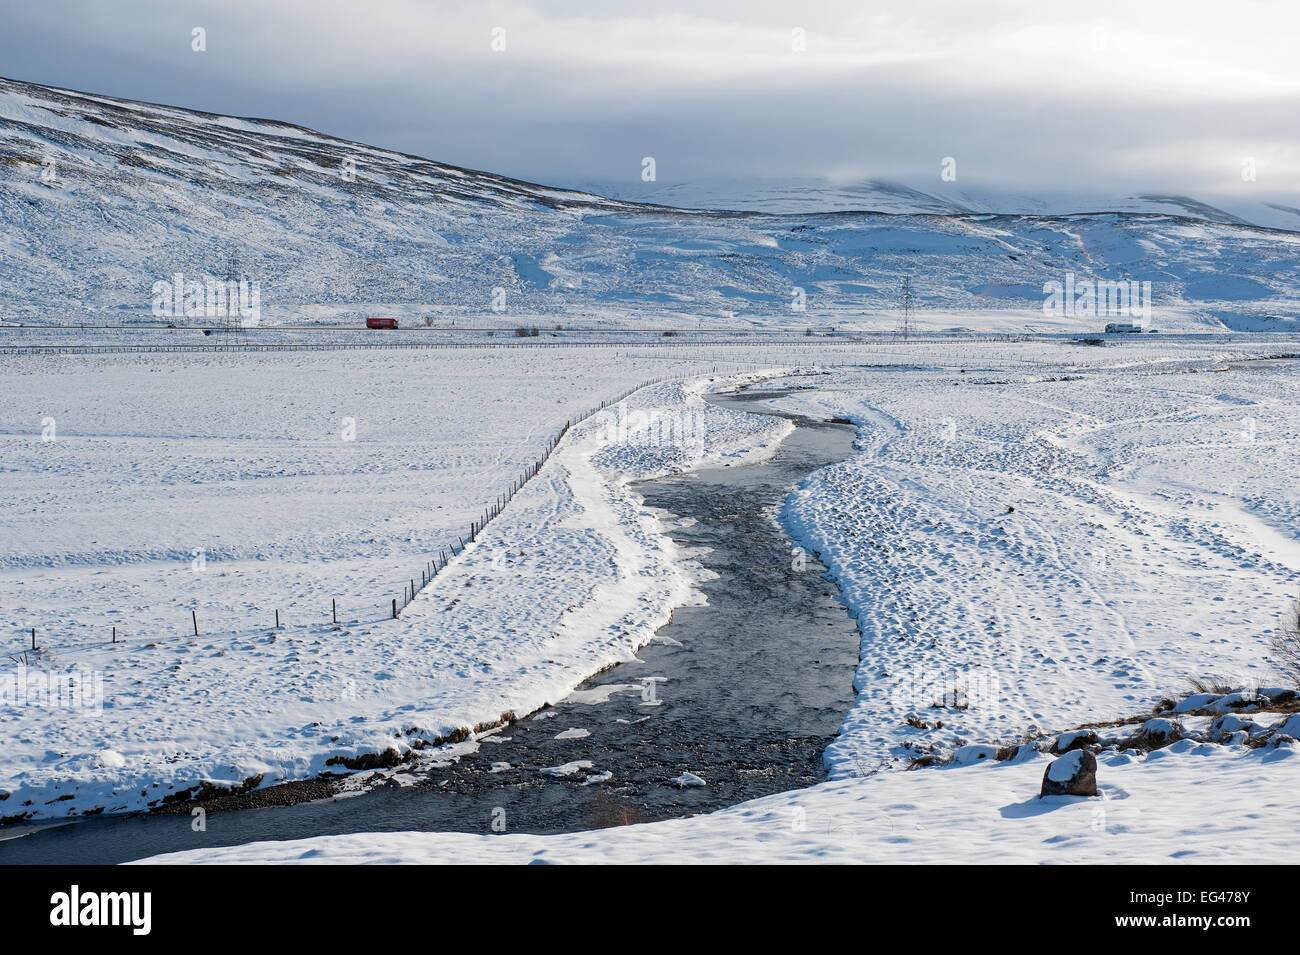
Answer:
xmin=1129 ymin=717 xmax=1184 ymax=749
xmin=1173 ymin=693 xmax=1222 ymax=713
xmin=95 ymin=749 xmax=127 ymax=771
xmin=953 ymin=744 xmax=999 ymax=765
xmin=1272 ymin=714 xmax=1300 ymax=739
xmin=1202 ymin=691 xmax=1259 ymax=714
xmin=1049 ymin=729 xmax=1098 ymax=754
xmin=1040 ymin=750 xmax=1098 ymax=797
xmin=1210 ymin=713 xmax=1267 ymax=739
xmin=1257 ymin=687 xmax=1299 ymax=704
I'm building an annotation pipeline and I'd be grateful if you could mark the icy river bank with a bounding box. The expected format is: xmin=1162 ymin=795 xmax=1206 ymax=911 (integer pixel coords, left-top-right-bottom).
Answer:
xmin=0 ymin=386 xmax=861 ymax=863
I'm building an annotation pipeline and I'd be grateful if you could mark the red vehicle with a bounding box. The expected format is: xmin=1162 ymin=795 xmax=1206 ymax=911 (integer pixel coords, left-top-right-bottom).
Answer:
xmin=366 ymin=318 xmax=399 ymax=329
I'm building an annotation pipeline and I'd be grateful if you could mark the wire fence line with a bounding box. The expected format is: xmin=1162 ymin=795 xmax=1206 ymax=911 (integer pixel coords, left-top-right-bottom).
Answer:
xmin=8 ymin=326 xmax=1294 ymax=359
xmin=390 ymin=364 xmax=751 ymax=617
xmin=14 ymin=364 xmax=753 ymax=654
xmin=0 ymin=337 xmax=1032 ymax=357
xmin=0 ymin=322 xmax=1100 ymax=357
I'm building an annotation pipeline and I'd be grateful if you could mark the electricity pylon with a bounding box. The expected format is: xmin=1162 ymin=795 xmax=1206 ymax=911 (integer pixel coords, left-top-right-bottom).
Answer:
xmin=898 ymin=276 xmax=914 ymax=341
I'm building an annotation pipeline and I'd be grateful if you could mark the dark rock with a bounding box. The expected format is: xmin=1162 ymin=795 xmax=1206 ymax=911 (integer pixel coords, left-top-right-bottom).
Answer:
xmin=1040 ymin=750 xmax=1098 ymax=797
xmin=325 ymin=747 xmax=410 ymax=770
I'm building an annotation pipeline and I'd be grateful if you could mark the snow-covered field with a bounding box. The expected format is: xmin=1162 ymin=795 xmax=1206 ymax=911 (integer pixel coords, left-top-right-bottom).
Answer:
xmin=778 ymin=353 xmax=1300 ymax=777
xmin=145 ymin=738 xmax=1298 ymax=864
xmin=0 ymin=347 xmax=784 ymax=819
xmin=127 ymin=336 xmax=1300 ymax=864
xmin=7 ymin=336 xmax=1300 ymax=865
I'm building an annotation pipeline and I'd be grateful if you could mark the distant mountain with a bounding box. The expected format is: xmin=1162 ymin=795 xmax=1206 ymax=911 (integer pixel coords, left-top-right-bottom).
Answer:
xmin=2 ymin=76 xmax=1298 ymax=331
xmin=568 ymin=177 xmax=1300 ymax=231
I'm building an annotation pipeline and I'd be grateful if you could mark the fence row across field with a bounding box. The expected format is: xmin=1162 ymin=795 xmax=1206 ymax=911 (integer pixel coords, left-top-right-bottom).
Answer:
xmin=389 ymin=365 xmax=752 ymax=617
xmin=7 ymin=324 xmax=1296 ymax=359
xmin=14 ymin=364 xmax=755 ymax=656
xmin=0 ymin=335 xmax=1041 ymax=357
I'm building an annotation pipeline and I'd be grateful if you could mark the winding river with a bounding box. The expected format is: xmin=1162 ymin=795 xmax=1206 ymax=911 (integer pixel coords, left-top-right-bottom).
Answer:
xmin=0 ymin=383 xmax=862 ymax=864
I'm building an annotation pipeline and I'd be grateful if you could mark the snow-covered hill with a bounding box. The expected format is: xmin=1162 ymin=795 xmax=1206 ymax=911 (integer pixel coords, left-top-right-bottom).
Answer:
xmin=570 ymin=176 xmax=1300 ymax=230
xmin=3 ymin=76 xmax=1299 ymax=331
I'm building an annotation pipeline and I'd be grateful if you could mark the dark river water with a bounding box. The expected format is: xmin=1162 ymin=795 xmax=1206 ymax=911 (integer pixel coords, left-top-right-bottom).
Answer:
xmin=0 ymin=385 xmax=861 ymax=864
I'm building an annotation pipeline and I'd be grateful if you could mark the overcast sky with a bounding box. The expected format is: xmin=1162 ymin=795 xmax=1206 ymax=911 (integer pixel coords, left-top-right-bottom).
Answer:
xmin=2 ymin=0 xmax=1297 ymax=199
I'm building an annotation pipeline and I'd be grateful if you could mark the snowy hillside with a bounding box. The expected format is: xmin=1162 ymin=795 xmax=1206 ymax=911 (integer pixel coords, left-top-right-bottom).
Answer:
xmin=571 ymin=175 xmax=1300 ymax=231
xmin=3 ymin=76 xmax=1300 ymax=331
